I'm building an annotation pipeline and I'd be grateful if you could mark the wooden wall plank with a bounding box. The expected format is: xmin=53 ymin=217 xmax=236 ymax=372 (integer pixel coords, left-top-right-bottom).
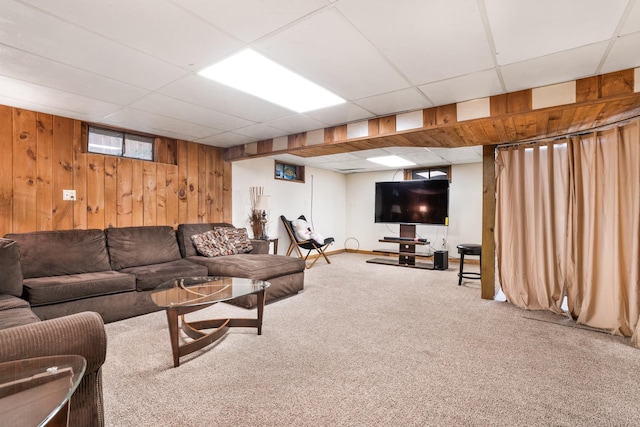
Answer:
xmin=288 ymin=133 xmax=305 ymax=149
xmin=257 ymin=139 xmax=273 ymax=154
xmin=378 ymin=115 xmax=396 ymax=134
xmin=600 ymin=69 xmax=634 ymax=98
xmin=221 ymin=162 xmax=233 ymax=223
xmin=436 ymin=104 xmax=457 ymax=125
xmin=507 ymin=90 xmax=532 ymax=113
xmin=103 ymin=157 xmax=117 ymax=228
xmin=423 ymin=108 xmax=437 ymax=128
xmin=165 ymin=164 xmax=179 ymax=227
xmin=1 ymin=104 xmax=231 ymax=233
xmin=490 ymin=94 xmax=508 ymax=116
xmin=72 ymin=121 xmax=87 ymax=229
xmin=204 ymin=147 xmax=215 ymax=222
xmin=156 ymin=163 xmax=167 ymax=226
xmin=12 ymin=109 xmax=37 ymax=233
xmin=186 ymin=142 xmax=199 ymax=223
xmin=0 ymin=105 xmax=13 ymax=235
xmin=576 ymin=76 xmax=600 ymax=102
xmin=116 ymin=158 xmax=132 ymax=227
xmin=143 ymin=162 xmax=157 ymax=226
xmin=368 ymin=118 xmax=380 ymax=136
xmin=86 ymin=154 xmax=105 ymax=229
xmin=176 ymin=140 xmax=188 ymax=224
xmin=197 ymin=144 xmax=207 ymax=223
xmin=131 ymin=160 xmax=144 ymax=226
xmin=324 ymin=125 xmax=347 ymax=142
xmin=166 ymin=138 xmax=177 ymax=165
xmin=36 ymin=113 xmax=53 ymax=231
xmin=52 ymin=116 xmax=74 ymax=230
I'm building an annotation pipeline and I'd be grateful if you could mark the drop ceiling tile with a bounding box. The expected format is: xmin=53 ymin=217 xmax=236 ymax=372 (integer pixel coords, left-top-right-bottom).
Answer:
xmin=0 ymin=95 xmax=106 ymax=124
xmin=601 ymin=32 xmax=640 ymax=74
xmin=21 ymin=0 xmax=241 ymax=70
xmin=130 ymin=94 xmax=255 ymax=131
xmin=102 ymin=108 xmax=226 ymax=140
xmin=620 ymin=1 xmax=640 ymax=35
xmin=0 ymin=75 xmax=120 ymax=117
xmin=485 ymin=0 xmax=627 ymax=65
xmin=257 ymin=8 xmax=410 ymax=100
xmin=264 ymin=115 xmax=329 ymax=134
xmin=158 ymin=75 xmax=294 ymax=123
xmin=354 ymin=88 xmax=433 ymax=116
xmin=429 ymin=146 xmax=482 ymax=163
xmin=197 ymin=132 xmax=256 ymax=147
xmin=176 ymin=0 xmax=329 ymax=43
xmin=0 ymin=45 xmax=148 ymax=105
xmin=337 ymin=0 xmax=494 ymax=85
xmin=303 ymin=102 xmax=374 ymax=126
xmin=0 ymin=1 xmax=188 ymax=90
xmin=232 ymin=124 xmax=289 ymax=140
xmin=501 ymin=42 xmax=609 ymax=92
xmin=418 ymin=69 xmax=504 ymax=106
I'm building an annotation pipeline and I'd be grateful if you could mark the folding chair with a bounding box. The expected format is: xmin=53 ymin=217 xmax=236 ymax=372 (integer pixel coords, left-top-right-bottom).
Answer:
xmin=280 ymin=215 xmax=335 ymax=268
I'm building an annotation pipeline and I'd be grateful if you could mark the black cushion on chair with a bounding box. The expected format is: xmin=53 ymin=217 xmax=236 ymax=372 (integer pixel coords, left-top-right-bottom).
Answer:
xmin=457 ymin=243 xmax=481 ymax=256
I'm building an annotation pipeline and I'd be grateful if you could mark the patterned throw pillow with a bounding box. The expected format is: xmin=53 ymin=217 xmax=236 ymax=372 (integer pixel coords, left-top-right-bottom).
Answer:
xmin=217 ymin=227 xmax=253 ymax=254
xmin=190 ymin=230 xmax=237 ymax=257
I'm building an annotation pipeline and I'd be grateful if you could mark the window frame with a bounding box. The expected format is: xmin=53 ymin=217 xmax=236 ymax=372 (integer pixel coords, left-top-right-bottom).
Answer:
xmin=86 ymin=124 xmax=155 ymax=161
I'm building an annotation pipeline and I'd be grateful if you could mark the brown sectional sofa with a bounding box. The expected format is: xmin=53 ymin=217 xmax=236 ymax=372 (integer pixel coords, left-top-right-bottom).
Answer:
xmin=177 ymin=223 xmax=305 ymax=308
xmin=0 ymin=224 xmax=305 ymax=425
xmin=0 ymin=238 xmax=106 ymax=427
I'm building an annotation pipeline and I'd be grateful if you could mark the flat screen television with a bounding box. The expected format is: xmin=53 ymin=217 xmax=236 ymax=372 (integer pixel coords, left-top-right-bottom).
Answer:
xmin=374 ymin=180 xmax=449 ymax=225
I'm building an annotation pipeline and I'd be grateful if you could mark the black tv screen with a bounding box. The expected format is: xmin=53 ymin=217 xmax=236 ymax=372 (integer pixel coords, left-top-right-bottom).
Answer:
xmin=375 ymin=180 xmax=449 ymax=225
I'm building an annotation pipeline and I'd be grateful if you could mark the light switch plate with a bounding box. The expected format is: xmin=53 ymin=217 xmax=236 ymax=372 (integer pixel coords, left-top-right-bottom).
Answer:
xmin=63 ymin=189 xmax=76 ymax=201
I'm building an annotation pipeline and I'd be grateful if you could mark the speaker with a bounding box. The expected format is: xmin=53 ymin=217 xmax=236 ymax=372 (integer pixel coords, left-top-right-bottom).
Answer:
xmin=433 ymin=250 xmax=448 ymax=270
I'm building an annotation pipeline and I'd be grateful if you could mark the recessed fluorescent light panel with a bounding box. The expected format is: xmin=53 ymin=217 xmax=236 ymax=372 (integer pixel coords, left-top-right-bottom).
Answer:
xmin=367 ymin=155 xmax=416 ymax=168
xmin=198 ymin=49 xmax=345 ymax=113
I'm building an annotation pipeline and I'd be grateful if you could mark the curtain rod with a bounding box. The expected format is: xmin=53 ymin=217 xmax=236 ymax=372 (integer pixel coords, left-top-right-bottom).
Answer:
xmin=496 ymin=114 xmax=640 ymax=150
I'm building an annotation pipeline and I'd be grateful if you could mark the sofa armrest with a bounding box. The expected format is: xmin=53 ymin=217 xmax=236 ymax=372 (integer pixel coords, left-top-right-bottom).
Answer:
xmin=249 ymin=239 xmax=269 ymax=254
xmin=0 ymin=311 xmax=107 ymax=427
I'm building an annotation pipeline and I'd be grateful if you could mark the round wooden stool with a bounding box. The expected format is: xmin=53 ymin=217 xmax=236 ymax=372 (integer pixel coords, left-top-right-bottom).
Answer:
xmin=457 ymin=243 xmax=481 ymax=286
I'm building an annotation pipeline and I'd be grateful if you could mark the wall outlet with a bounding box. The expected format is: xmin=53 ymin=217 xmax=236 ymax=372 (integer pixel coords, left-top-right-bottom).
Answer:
xmin=63 ymin=189 xmax=76 ymax=201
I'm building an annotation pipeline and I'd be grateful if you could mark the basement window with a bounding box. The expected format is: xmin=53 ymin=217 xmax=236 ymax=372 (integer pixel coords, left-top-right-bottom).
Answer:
xmin=409 ymin=166 xmax=451 ymax=181
xmin=88 ymin=125 xmax=154 ymax=161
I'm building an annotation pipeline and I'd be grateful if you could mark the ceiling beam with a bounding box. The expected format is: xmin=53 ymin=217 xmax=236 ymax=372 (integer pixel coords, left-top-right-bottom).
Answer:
xmin=224 ymin=68 xmax=640 ymax=162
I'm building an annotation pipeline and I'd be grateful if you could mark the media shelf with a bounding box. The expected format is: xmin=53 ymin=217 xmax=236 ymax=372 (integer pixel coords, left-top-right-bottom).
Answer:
xmin=366 ymin=224 xmax=435 ymax=270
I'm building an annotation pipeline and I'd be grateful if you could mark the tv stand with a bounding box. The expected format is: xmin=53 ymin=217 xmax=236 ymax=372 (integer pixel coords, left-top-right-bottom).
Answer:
xmin=367 ymin=224 xmax=435 ymax=270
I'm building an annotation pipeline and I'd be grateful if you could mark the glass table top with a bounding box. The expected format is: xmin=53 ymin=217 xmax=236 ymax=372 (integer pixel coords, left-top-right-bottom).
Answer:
xmin=151 ymin=276 xmax=270 ymax=308
xmin=0 ymin=355 xmax=86 ymax=427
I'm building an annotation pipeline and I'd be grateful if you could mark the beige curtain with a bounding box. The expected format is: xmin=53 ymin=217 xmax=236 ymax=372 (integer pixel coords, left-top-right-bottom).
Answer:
xmin=495 ymin=142 xmax=568 ymax=313
xmin=567 ymin=123 xmax=640 ymax=340
xmin=496 ymin=119 xmax=640 ymax=347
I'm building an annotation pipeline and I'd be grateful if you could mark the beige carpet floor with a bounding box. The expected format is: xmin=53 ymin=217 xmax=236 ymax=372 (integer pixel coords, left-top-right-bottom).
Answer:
xmin=102 ymin=253 xmax=640 ymax=426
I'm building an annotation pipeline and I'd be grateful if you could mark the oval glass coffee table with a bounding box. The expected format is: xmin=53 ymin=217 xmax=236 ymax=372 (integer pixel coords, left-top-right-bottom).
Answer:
xmin=151 ymin=276 xmax=270 ymax=367
xmin=0 ymin=355 xmax=86 ymax=426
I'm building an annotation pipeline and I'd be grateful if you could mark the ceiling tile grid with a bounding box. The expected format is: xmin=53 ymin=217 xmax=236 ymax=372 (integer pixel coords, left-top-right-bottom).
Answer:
xmin=0 ymin=0 xmax=638 ymax=173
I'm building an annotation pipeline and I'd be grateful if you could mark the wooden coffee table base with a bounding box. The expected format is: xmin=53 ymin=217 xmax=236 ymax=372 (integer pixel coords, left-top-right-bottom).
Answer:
xmin=164 ymin=289 xmax=265 ymax=367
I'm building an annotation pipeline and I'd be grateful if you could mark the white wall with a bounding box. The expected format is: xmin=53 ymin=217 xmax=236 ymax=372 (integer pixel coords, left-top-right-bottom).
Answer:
xmin=232 ymin=158 xmax=482 ymax=258
xmin=344 ymin=163 xmax=482 ymax=257
xmin=232 ymin=157 xmax=347 ymax=254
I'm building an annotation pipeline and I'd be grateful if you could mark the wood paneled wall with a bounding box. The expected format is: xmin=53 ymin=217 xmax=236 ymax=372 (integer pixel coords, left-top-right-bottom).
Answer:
xmin=0 ymin=105 xmax=231 ymax=236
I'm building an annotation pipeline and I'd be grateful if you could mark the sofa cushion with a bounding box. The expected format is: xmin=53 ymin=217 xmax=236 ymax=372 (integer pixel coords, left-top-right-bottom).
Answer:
xmin=191 ymin=230 xmax=237 ymax=257
xmin=221 ymin=227 xmax=253 ymax=253
xmin=23 ymin=271 xmax=136 ymax=306
xmin=177 ymin=223 xmax=233 ymax=257
xmin=5 ymin=229 xmax=111 ymax=278
xmin=0 ymin=295 xmax=40 ymax=329
xmin=186 ymin=254 xmax=305 ymax=281
xmin=0 ymin=238 xmax=23 ymax=297
xmin=120 ymin=259 xmax=209 ymax=291
xmin=106 ymin=226 xmax=182 ymax=270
